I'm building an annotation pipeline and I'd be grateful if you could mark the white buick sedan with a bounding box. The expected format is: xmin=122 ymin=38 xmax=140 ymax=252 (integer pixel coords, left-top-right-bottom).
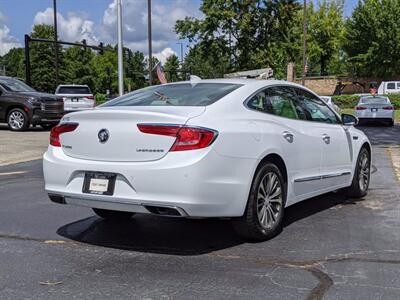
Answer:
xmin=43 ymin=79 xmax=371 ymax=240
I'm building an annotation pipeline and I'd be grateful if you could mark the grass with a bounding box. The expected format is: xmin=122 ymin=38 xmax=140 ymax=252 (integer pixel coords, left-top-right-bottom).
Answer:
xmin=341 ymin=108 xmax=400 ymax=121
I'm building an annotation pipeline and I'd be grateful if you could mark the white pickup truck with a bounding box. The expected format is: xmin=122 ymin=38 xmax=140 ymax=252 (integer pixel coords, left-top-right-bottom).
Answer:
xmin=377 ymin=81 xmax=400 ymax=94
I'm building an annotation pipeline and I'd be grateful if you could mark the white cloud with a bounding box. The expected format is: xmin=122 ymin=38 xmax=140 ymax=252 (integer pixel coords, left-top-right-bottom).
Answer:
xmin=30 ymin=0 xmax=200 ymax=60
xmin=153 ymin=47 xmax=176 ymax=64
xmin=0 ymin=11 xmax=21 ymax=55
xmin=33 ymin=8 xmax=98 ymax=45
xmin=99 ymin=0 xmax=200 ymax=54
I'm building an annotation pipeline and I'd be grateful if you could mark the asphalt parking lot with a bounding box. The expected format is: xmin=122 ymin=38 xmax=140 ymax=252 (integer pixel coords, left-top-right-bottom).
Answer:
xmin=0 ymin=124 xmax=399 ymax=299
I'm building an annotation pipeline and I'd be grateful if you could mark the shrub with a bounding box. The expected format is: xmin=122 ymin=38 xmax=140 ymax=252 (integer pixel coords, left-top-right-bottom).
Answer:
xmin=95 ymin=93 xmax=107 ymax=106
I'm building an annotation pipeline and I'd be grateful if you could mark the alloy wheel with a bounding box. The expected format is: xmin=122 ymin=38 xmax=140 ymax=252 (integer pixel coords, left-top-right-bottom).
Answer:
xmin=257 ymin=172 xmax=283 ymax=230
xmin=9 ymin=111 xmax=25 ymax=130
xmin=358 ymin=151 xmax=370 ymax=192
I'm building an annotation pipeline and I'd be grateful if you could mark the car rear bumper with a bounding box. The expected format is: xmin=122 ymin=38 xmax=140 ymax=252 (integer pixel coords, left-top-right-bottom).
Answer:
xmin=356 ymin=111 xmax=394 ymax=120
xmin=43 ymin=146 xmax=256 ymax=218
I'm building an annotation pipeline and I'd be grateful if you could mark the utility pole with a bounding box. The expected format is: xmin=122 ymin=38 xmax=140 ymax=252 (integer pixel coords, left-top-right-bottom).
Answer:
xmin=301 ymin=0 xmax=307 ymax=86
xmin=147 ymin=0 xmax=152 ymax=86
xmin=176 ymin=42 xmax=184 ymax=64
xmin=53 ymin=0 xmax=59 ymax=87
xmin=117 ymin=0 xmax=124 ymax=96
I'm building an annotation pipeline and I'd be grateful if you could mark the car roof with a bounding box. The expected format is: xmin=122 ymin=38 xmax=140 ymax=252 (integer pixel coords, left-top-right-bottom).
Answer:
xmin=166 ymin=78 xmax=307 ymax=88
xmin=360 ymin=95 xmax=388 ymax=100
xmin=57 ymin=84 xmax=89 ymax=87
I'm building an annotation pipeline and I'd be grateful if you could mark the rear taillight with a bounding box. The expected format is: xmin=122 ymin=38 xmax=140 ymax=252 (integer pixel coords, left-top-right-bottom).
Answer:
xmin=86 ymin=96 xmax=94 ymax=100
xmin=50 ymin=123 xmax=79 ymax=147
xmin=137 ymin=124 xmax=218 ymax=151
xmin=383 ymin=106 xmax=394 ymax=110
xmin=356 ymin=106 xmax=367 ymax=110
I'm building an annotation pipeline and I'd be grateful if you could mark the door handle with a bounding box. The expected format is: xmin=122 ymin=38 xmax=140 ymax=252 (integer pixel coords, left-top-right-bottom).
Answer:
xmin=322 ymin=134 xmax=330 ymax=144
xmin=282 ymin=131 xmax=294 ymax=143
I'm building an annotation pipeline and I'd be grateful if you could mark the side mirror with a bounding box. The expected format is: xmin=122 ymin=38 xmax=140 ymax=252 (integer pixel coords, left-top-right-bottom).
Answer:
xmin=342 ymin=113 xmax=358 ymax=126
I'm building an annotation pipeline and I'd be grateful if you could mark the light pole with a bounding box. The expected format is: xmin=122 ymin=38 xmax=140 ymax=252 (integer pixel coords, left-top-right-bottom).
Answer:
xmin=53 ymin=0 xmax=59 ymax=87
xmin=176 ymin=42 xmax=184 ymax=64
xmin=117 ymin=0 xmax=124 ymax=96
xmin=147 ymin=0 xmax=153 ymax=86
xmin=301 ymin=0 xmax=307 ymax=86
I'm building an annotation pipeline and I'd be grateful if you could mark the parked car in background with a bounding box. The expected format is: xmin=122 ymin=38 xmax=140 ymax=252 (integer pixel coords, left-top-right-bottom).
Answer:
xmin=355 ymin=95 xmax=395 ymax=126
xmin=43 ymin=79 xmax=371 ymax=241
xmin=55 ymin=85 xmax=95 ymax=112
xmin=0 ymin=76 xmax=64 ymax=131
xmin=320 ymin=96 xmax=340 ymax=113
xmin=377 ymin=81 xmax=400 ymax=94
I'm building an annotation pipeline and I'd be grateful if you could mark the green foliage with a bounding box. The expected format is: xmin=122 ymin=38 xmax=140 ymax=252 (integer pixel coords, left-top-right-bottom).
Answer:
xmin=175 ymin=0 xmax=301 ymax=78
xmin=125 ymin=49 xmax=146 ymax=90
xmin=164 ymin=54 xmax=181 ymax=82
xmin=1 ymin=48 xmax=25 ymax=79
xmin=305 ymin=0 xmax=345 ymax=76
xmin=64 ymin=46 xmax=95 ymax=91
xmin=30 ymin=24 xmax=68 ymax=93
xmin=344 ymin=0 xmax=400 ymax=77
xmin=95 ymin=93 xmax=107 ymax=105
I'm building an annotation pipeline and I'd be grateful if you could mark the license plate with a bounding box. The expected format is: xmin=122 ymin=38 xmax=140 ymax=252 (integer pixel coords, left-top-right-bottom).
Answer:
xmin=371 ymin=108 xmax=378 ymax=112
xmin=82 ymin=172 xmax=116 ymax=195
xmin=71 ymin=98 xmax=79 ymax=102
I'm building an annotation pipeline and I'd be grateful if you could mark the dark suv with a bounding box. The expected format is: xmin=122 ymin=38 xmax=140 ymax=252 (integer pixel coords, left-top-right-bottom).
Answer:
xmin=0 ymin=76 xmax=64 ymax=131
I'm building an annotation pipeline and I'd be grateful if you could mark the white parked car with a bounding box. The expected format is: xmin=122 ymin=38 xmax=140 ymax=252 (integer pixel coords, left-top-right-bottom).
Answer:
xmin=43 ymin=79 xmax=371 ymax=240
xmin=377 ymin=81 xmax=400 ymax=94
xmin=320 ymin=96 xmax=340 ymax=113
xmin=355 ymin=95 xmax=395 ymax=126
xmin=55 ymin=84 xmax=95 ymax=112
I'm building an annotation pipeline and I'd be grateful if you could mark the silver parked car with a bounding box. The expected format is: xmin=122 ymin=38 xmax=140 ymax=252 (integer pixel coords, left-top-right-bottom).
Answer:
xmin=355 ymin=96 xmax=395 ymax=126
xmin=55 ymin=85 xmax=95 ymax=112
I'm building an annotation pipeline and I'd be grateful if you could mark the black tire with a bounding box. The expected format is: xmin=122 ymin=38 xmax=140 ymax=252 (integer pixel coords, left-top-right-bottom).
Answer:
xmin=388 ymin=120 xmax=394 ymax=127
xmin=233 ymin=162 xmax=286 ymax=241
xmin=345 ymin=147 xmax=370 ymax=198
xmin=93 ymin=208 xmax=134 ymax=221
xmin=40 ymin=124 xmax=56 ymax=130
xmin=7 ymin=108 xmax=29 ymax=131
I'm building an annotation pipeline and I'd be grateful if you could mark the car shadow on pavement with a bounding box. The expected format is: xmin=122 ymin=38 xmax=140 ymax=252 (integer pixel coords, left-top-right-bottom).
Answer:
xmin=57 ymin=192 xmax=359 ymax=256
xmin=357 ymin=123 xmax=400 ymax=145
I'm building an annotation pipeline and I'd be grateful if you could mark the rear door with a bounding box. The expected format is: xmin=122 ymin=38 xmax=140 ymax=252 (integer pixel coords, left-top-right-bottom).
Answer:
xmin=294 ymin=88 xmax=352 ymax=190
xmin=251 ymin=86 xmax=324 ymax=199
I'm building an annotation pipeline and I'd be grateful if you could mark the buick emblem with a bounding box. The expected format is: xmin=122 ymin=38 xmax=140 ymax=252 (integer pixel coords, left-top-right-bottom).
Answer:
xmin=98 ymin=129 xmax=109 ymax=143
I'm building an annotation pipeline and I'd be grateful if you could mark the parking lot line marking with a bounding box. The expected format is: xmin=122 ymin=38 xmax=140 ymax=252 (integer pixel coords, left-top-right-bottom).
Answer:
xmin=0 ymin=171 xmax=28 ymax=176
xmin=388 ymin=146 xmax=400 ymax=181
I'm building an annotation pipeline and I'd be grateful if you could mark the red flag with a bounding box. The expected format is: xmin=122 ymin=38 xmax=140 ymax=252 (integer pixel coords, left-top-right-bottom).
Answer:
xmin=156 ymin=62 xmax=167 ymax=84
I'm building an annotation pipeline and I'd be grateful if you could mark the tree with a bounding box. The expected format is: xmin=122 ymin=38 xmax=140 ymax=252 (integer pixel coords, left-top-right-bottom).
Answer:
xmin=90 ymin=46 xmax=118 ymax=95
xmin=305 ymin=0 xmax=345 ymax=75
xmin=30 ymin=24 xmax=67 ymax=92
xmin=1 ymin=48 xmax=25 ymax=79
xmin=125 ymin=49 xmax=146 ymax=90
xmin=64 ymin=45 xmax=95 ymax=90
xmin=175 ymin=0 xmax=301 ymax=78
xmin=164 ymin=54 xmax=181 ymax=82
xmin=344 ymin=0 xmax=400 ymax=77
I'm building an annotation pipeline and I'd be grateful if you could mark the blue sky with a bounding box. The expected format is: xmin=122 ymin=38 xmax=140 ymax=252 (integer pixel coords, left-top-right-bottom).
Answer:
xmin=0 ymin=0 xmax=358 ymax=59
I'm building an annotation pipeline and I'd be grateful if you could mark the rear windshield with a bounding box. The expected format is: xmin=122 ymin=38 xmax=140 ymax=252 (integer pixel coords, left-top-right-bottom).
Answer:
xmin=360 ymin=97 xmax=389 ymax=104
xmin=57 ymin=86 xmax=91 ymax=94
xmin=102 ymin=83 xmax=242 ymax=107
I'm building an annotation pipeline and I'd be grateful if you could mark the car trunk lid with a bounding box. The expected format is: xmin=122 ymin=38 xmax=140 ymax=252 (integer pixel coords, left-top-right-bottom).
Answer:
xmin=59 ymin=106 xmax=206 ymax=162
